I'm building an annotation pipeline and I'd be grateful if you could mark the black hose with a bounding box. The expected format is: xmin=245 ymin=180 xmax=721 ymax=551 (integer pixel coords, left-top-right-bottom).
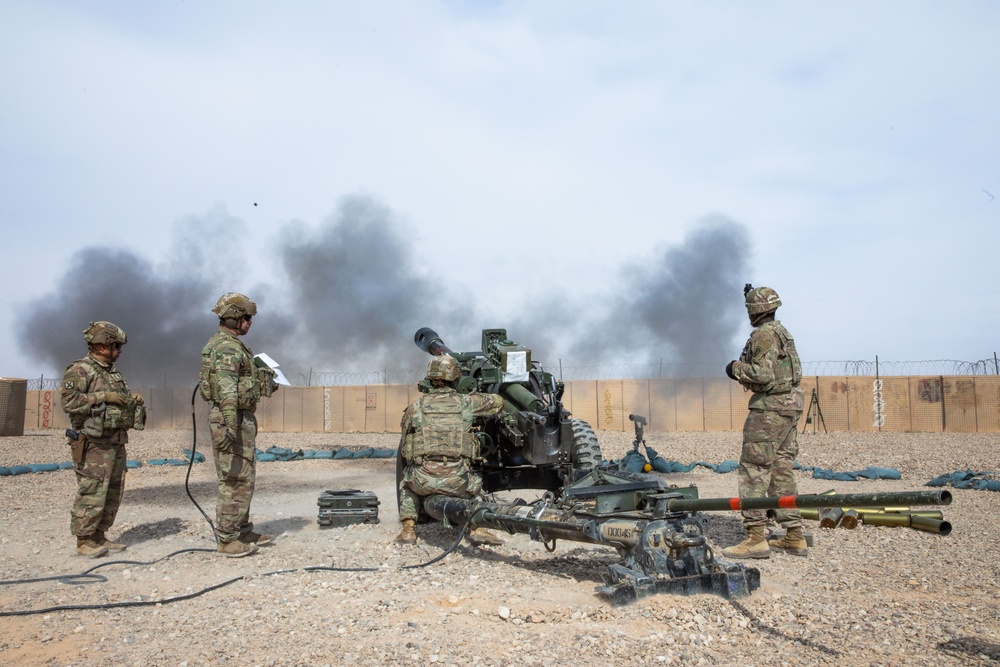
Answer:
xmin=188 ymin=385 xmax=218 ymax=544
xmin=0 ymin=388 xmax=481 ymax=617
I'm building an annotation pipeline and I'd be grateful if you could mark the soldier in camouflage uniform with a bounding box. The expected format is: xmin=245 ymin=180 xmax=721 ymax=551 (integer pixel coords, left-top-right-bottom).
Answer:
xmin=396 ymin=354 xmax=505 ymax=546
xmin=198 ymin=293 xmax=279 ymax=558
xmin=61 ymin=321 xmax=144 ymax=558
xmin=723 ymin=286 xmax=807 ymax=560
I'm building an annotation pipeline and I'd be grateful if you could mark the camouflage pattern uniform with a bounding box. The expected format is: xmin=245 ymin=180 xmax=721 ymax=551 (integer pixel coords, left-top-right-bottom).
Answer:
xmin=199 ymin=293 xmax=277 ymax=548
xmin=61 ymin=323 xmax=140 ymax=542
xmin=730 ymin=317 xmax=804 ymax=531
xmin=397 ymin=386 xmax=505 ymax=522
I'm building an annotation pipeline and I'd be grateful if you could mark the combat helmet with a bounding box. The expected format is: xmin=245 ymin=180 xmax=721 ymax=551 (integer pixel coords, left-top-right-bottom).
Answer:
xmin=745 ymin=286 xmax=782 ymax=315
xmin=213 ymin=292 xmax=257 ymax=326
xmin=83 ymin=321 xmax=128 ymax=347
xmin=426 ymin=354 xmax=461 ymax=382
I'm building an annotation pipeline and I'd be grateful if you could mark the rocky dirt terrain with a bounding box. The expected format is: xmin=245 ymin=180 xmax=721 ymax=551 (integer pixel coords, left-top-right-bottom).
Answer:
xmin=1 ymin=427 xmax=998 ymax=667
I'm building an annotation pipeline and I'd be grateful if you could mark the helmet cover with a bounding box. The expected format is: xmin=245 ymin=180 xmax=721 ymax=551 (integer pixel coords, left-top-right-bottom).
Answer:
xmin=745 ymin=286 xmax=782 ymax=315
xmin=83 ymin=321 xmax=128 ymax=346
xmin=212 ymin=292 xmax=257 ymax=321
xmin=426 ymin=354 xmax=461 ymax=382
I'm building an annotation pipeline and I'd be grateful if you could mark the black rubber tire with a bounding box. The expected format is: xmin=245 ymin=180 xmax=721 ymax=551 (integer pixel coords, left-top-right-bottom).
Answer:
xmin=569 ymin=418 xmax=602 ymax=471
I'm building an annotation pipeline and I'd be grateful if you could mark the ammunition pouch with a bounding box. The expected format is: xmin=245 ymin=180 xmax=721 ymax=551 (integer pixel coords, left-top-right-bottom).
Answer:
xmin=133 ymin=403 xmax=147 ymax=430
xmin=197 ymin=370 xmax=213 ymax=402
xmin=236 ymin=375 xmax=260 ymax=410
xmin=82 ymin=404 xmax=106 ymax=438
xmin=82 ymin=396 xmax=140 ymax=437
xmin=69 ymin=433 xmax=87 ymax=468
xmin=104 ymin=397 xmax=137 ymax=430
xmin=255 ymin=366 xmax=278 ymax=398
xmin=412 ymin=431 xmax=478 ymax=461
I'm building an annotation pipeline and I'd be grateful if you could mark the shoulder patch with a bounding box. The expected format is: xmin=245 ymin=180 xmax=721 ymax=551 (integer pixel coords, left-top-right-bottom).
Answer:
xmin=64 ymin=380 xmax=75 ymax=390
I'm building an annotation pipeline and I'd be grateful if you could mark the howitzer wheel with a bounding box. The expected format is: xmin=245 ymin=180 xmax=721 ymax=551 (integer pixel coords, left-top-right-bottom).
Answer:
xmin=570 ymin=419 xmax=602 ymax=474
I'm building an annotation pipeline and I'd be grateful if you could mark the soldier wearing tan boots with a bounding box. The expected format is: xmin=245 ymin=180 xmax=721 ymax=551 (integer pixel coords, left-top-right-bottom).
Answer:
xmin=198 ymin=292 xmax=280 ymax=557
xmin=395 ymin=354 xmax=506 ymax=547
xmin=723 ymin=285 xmax=808 ymax=560
xmin=61 ymin=321 xmax=145 ymax=558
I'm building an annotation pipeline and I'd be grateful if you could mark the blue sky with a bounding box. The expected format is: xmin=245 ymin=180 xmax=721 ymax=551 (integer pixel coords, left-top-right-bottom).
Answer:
xmin=2 ymin=2 xmax=998 ymax=383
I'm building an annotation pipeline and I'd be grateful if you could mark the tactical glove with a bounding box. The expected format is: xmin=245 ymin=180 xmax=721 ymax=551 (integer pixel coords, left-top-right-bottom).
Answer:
xmin=132 ymin=393 xmax=144 ymax=406
xmin=102 ymin=391 xmax=127 ymax=406
xmin=725 ymin=361 xmax=737 ymax=380
xmin=223 ymin=428 xmax=238 ymax=451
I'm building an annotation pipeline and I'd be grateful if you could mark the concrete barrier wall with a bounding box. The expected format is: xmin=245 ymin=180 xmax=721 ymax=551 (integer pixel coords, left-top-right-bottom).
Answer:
xmin=25 ymin=375 xmax=1000 ymax=434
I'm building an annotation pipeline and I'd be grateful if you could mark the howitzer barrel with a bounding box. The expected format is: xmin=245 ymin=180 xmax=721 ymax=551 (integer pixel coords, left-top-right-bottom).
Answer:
xmin=664 ymin=489 xmax=951 ymax=513
xmin=414 ymin=327 xmax=485 ymax=363
xmin=414 ymin=327 xmax=452 ymax=357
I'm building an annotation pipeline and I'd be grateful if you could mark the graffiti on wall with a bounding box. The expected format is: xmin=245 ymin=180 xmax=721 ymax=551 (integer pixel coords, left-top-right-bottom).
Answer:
xmin=917 ymin=378 xmax=943 ymax=403
xmin=323 ymin=387 xmax=331 ymax=431
xmin=40 ymin=391 xmax=54 ymax=428
xmin=872 ymin=379 xmax=884 ymax=428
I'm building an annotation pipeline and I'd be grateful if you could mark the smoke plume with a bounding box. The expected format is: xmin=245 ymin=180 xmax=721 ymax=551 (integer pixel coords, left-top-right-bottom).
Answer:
xmin=15 ymin=196 xmax=752 ymax=386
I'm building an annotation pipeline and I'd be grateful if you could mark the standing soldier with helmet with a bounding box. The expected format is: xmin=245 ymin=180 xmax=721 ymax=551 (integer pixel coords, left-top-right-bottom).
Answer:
xmin=723 ymin=285 xmax=807 ymax=560
xmin=61 ymin=321 xmax=145 ymax=558
xmin=396 ymin=354 xmax=506 ymax=546
xmin=199 ymin=292 xmax=279 ymax=558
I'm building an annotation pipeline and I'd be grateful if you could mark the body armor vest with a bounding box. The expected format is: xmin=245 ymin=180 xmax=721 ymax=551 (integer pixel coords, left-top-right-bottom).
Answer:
xmin=75 ymin=357 xmax=138 ymax=437
xmin=740 ymin=321 xmax=802 ymax=395
xmin=406 ymin=390 xmax=478 ymax=460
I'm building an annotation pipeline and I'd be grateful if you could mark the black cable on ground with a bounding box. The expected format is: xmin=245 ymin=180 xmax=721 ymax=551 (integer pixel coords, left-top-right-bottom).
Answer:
xmin=187 ymin=385 xmax=218 ymax=545
xmin=0 ymin=518 xmax=480 ymax=617
xmin=0 ymin=392 xmax=486 ymax=618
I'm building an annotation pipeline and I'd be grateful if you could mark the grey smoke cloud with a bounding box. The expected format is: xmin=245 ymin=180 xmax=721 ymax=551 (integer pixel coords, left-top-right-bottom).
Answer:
xmin=571 ymin=216 xmax=751 ymax=372
xmin=262 ymin=195 xmax=476 ymax=378
xmin=15 ymin=206 xmax=246 ymax=385
xmin=15 ymin=196 xmax=751 ymax=385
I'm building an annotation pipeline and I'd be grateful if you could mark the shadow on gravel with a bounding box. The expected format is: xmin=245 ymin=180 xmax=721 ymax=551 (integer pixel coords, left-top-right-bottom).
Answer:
xmin=706 ymin=513 xmax=749 ymax=546
xmin=118 ymin=517 xmax=190 ymax=545
xmin=254 ymin=516 xmax=312 ymax=536
xmin=938 ymin=637 xmax=1000 ymax=662
xmin=125 ymin=480 xmax=219 ymax=505
xmin=125 ymin=475 xmax=362 ymax=507
xmin=415 ymin=525 xmax=611 ymax=584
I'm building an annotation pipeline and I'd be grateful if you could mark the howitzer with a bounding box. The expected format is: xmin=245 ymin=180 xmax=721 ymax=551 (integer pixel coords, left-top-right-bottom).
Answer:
xmin=406 ymin=327 xmax=602 ymax=497
xmin=421 ymin=466 xmax=953 ymax=605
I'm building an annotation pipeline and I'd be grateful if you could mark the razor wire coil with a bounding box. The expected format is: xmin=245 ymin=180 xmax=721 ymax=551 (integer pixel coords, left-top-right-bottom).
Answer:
xmin=25 ymin=357 xmax=1000 ymax=390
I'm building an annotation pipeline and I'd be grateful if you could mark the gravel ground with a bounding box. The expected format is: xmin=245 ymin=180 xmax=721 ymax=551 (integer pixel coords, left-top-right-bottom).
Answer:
xmin=1 ymin=427 xmax=998 ymax=667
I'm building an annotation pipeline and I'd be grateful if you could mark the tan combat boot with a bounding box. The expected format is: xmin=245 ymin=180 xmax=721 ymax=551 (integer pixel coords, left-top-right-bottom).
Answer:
xmin=721 ymin=526 xmax=770 ymax=560
xmin=395 ymin=519 xmax=417 ymax=545
xmin=94 ymin=530 xmax=127 ymax=552
xmin=239 ymin=531 xmax=275 ymax=546
xmin=76 ymin=535 xmax=109 ymax=559
xmin=218 ymin=540 xmax=258 ymax=558
xmin=769 ymin=526 xmax=809 ymax=556
xmin=468 ymin=527 xmax=505 ymax=546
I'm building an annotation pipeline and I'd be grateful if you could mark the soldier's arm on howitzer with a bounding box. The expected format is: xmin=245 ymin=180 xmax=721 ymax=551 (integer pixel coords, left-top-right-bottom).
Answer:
xmin=469 ymin=393 xmax=505 ymax=418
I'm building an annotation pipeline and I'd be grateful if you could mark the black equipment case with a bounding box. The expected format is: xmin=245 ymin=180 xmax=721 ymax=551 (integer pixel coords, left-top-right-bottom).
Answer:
xmin=317 ymin=489 xmax=380 ymax=527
